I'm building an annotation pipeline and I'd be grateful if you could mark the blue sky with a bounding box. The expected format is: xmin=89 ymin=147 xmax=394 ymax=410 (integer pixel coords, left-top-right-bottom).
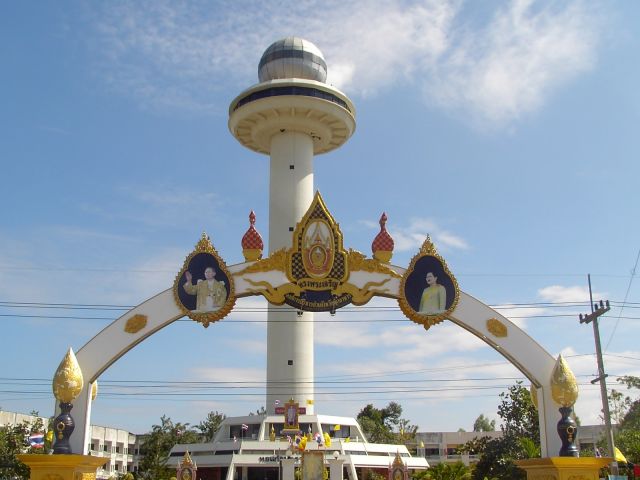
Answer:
xmin=2 ymin=0 xmax=640 ymax=435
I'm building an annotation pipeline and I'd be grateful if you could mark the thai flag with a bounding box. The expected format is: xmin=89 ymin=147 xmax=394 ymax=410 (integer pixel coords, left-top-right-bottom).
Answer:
xmin=314 ymin=433 xmax=322 ymax=445
xmin=29 ymin=433 xmax=44 ymax=448
xmin=274 ymin=400 xmax=280 ymax=406
xmin=241 ymin=424 xmax=249 ymax=431
xmin=287 ymin=435 xmax=292 ymax=446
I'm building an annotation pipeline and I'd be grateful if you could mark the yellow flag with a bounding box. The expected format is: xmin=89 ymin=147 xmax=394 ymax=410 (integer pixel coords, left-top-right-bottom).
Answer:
xmin=614 ymin=447 xmax=627 ymax=463
xmin=333 ymin=424 xmax=341 ymax=431
xmin=307 ymin=399 xmax=314 ymax=405
xmin=344 ymin=437 xmax=350 ymax=443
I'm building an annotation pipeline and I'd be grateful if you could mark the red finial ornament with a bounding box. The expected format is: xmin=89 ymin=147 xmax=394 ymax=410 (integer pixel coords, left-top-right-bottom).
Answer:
xmin=371 ymin=212 xmax=394 ymax=262
xmin=242 ymin=210 xmax=264 ymax=261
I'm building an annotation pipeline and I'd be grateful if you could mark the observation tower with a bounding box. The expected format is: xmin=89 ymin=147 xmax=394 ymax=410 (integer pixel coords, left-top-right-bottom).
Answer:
xmin=229 ymin=37 xmax=356 ymax=414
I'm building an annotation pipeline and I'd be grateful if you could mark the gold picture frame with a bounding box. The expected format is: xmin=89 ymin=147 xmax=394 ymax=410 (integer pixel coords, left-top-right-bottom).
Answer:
xmin=398 ymin=236 xmax=460 ymax=330
xmin=173 ymin=233 xmax=236 ymax=327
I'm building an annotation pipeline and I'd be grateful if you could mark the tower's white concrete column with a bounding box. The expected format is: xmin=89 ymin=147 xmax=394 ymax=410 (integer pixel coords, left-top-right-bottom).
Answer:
xmin=267 ymin=131 xmax=314 ymax=414
xmin=229 ymin=37 xmax=356 ymax=416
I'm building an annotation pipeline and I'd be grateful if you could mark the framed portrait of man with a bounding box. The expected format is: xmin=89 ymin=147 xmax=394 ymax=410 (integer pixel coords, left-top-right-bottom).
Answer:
xmin=283 ymin=400 xmax=300 ymax=432
xmin=174 ymin=234 xmax=235 ymax=327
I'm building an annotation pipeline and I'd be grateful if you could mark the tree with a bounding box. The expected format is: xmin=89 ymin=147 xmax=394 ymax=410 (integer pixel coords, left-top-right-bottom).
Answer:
xmin=197 ymin=411 xmax=226 ymax=442
xmin=356 ymin=402 xmax=417 ymax=445
xmin=0 ymin=413 xmax=48 ymax=480
xmin=473 ymin=414 xmax=496 ymax=432
xmin=611 ymin=375 xmax=640 ymax=463
xmin=137 ymin=416 xmax=200 ymax=480
xmin=422 ymin=461 xmax=471 ymax=480
xmin=460 ymin=382 xmax=539 ymax=480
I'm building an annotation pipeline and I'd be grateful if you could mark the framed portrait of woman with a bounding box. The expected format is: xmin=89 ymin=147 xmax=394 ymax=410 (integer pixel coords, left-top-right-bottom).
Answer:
xmin=398 ymin=237 xmax=459 ymax=329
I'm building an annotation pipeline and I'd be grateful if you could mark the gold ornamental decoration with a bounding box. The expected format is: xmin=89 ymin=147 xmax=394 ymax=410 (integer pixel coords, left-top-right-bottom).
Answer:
xmin=124 ymin=314 xmax=148 ymax=334
xmin=486 ymin=318 xmax=508 ymax=338
xmin=52 ymin=348 xmax=84 ymax=403
xmin=398 ymin=236 xmax=460 ymax=330
xmin=246 ymin=192 xmax=355 ymax=312
xmin=287 ymin=192 xmax=349 ymax=287
xmin=235 ymin=248 xmax=288 ymax=275
xmin=530 ymin=384 xmax=539 ymax=410
xmin=347 ymin=249 xmax=401 ymax=278
xmin=232 ymin=194 xmax=451 ymax=314
xmin=173 ymin=233 xmax=236 ymax=327
xmin=91 ymin=381 xmax=98 ymax=401
xmin=550 ymin=354 xmax=579 ymax=407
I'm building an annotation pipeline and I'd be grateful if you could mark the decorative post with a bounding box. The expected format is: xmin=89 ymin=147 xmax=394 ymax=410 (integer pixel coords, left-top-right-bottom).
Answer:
xmin=177 ymin=451 xmax=197 ymax=480
xmin=550 ymin=354 xmax=579 ymax=457
xmin=517 ymin=356 xmax=612 ymax=480
xmin=241 ymin=210 xmax=264 ymax=261
xmin=18 ymin=348 xmax=107 ymax=480
xmin=372 ymin=213 xmax=394 ymax=263
xmin=52 ymin=347 xmax=84 ymax=454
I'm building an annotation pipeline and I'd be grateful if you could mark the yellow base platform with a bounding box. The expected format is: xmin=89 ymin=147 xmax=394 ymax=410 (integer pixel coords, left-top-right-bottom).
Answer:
xmin=516 ymin=456 xmax=613 ymax=480
xmin=17 ymin=454 xmax=108 ymax=480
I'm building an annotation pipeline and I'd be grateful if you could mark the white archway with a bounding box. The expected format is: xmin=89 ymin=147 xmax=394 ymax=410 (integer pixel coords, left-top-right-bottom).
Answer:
xmin=69 ymin=261 xmax=561 ymax=457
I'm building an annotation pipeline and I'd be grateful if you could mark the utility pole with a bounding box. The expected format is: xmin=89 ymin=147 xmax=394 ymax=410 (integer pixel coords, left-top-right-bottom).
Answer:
xmin=579 ymin=274 xmax=617 ymax=473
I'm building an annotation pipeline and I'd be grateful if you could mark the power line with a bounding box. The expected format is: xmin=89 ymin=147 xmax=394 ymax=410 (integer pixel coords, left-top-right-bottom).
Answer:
xmin=604 ymin=247 xmax=640 ymax=352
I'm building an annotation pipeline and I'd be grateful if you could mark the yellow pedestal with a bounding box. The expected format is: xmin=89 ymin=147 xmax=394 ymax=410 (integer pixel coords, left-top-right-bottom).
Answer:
xmin=516 ymin=457 xmax=613 ymax=480
xmin=17 ymin=454 xmax=107 ymax=480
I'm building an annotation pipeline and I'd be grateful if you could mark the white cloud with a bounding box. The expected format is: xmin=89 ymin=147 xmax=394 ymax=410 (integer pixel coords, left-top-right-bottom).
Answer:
xmin=78 ymin=183 xmax=225 ymax=229
xmin=89 ymin=0 xmax=603 ymax=127
xmin=362 ymin=217 xmax=468 ymax=252
xmin=91 ymin=0 xmax=456 ymax=105
xmin=425 ymin=0 xmax=602 ymax=128
xmin=538 ymin=284 xmax=607 ymax=304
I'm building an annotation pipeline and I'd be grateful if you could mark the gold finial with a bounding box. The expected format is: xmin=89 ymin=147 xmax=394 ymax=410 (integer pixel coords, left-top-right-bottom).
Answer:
xmin=182 ymin=450 xmax=193 ymax=466
xmin=52 ymin=348 xmax=84 ymax=403
xmin=420 ymin=235 xmax=437 ymax=255
xmin=91 ymin=381 xmax=98 ymax=401
xmin=550 ymin=354 xmax=579 ymax=407
xmin=530 ymin=384 xmax=538 ymax=410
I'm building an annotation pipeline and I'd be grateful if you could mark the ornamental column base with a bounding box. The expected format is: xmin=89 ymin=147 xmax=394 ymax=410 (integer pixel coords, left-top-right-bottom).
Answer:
xmin=18 ymin=454 xmax=107 ymax=480
xmin=516 ymin=457 xmax=613 ymax=480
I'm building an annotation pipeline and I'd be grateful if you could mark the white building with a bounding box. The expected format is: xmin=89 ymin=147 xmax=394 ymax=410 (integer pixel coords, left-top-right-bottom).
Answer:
xmin=0 ymin=410 xmax=141 ymax=479
xmin=168 ymin=414 xmax=427 ymax=480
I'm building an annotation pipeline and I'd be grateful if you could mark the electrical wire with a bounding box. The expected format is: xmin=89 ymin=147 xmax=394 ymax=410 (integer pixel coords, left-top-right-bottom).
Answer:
xmin=604 ymin=248 xmax=640 ymax=352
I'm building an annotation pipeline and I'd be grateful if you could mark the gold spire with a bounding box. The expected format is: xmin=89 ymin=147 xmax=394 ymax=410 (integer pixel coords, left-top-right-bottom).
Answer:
xmin=52 ymin=348 xmax=84 ymax=403
xmin=550 ymin=354 xmax=579 ymax=407
xmin=419 ymin=235 xmax=437 ymax=255
xmin=182 ymin=450 xmax=193 ymax=467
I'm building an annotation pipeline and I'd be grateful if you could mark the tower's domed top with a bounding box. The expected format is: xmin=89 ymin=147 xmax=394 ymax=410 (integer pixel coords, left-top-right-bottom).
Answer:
xmin=258 ymin=37 xmax=327 ymax=83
